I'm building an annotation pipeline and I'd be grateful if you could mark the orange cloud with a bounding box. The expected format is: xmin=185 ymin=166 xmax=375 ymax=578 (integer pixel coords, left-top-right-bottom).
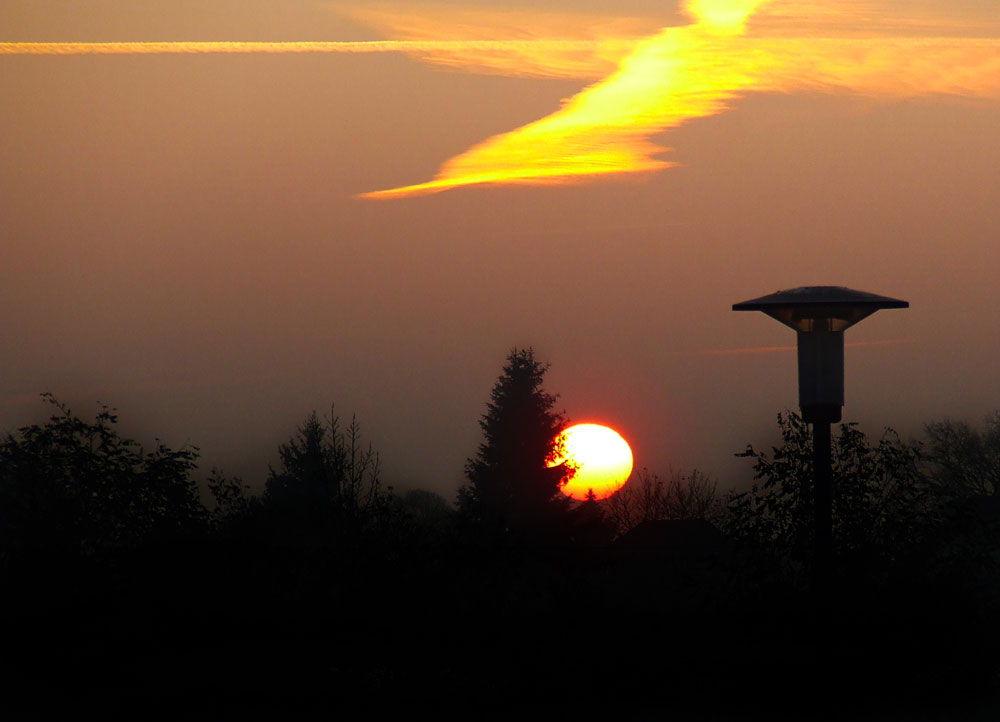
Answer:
xmin=360 ymin=0 xmax=777 ymax=198
xmin=753 ymin=0 xmax=1000 ymax=37
xmin=334 ymin=2 xmax=662 ymax=79
xmin=756 ymin=38 xmax=1000 ymax=98
xmin=4 ymin=1 xmax=996 ymax=199
xmin=359 ymin=0 xmax=1000 ymax=198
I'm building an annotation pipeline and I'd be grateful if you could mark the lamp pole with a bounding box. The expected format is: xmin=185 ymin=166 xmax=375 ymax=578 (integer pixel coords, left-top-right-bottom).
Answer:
xmin=813 ymin=417 xmax=833 ymax=585
xmin=733 ymin=286 xmax=908 ymax=587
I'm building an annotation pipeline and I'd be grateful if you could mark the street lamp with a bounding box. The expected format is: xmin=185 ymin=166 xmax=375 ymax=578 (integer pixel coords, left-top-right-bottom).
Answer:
xmin=732 ymin=286 xmax=908 ymax=582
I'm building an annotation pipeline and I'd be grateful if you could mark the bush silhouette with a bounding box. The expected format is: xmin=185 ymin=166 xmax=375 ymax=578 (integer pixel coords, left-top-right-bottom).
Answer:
xmin=727 ymin=411 xmax=924 ymax=577
xmin=0 ymin=394 xmax=205 ymax=565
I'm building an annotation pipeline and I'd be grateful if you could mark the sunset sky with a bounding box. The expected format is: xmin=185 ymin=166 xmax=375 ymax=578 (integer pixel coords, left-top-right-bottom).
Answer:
xmin=3 ymin=0 xmax=999 ymax=497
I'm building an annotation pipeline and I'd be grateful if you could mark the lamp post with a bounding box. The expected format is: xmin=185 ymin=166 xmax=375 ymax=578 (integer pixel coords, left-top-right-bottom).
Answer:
xmin=732 ymin=286 xmax=908 ymax=584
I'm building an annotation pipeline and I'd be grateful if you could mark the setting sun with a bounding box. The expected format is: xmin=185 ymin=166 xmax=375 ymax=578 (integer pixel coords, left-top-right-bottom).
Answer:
xmin=549 ymin=423 xmax=634 ymax=501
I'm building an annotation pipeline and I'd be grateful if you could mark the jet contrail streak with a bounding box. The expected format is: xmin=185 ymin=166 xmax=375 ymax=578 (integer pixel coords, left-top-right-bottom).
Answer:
xmin=695 ymin=338 xmax=916 ymax=356
xmin=0 ymin=40 xmax=602 ymax=56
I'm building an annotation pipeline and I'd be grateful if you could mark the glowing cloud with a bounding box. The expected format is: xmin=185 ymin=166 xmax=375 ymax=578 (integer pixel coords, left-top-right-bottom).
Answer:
xmin=361 ymin=0 xmax=774 ymax=198
xmin=334 ymin=3 xmax=659 ymax=79
xmin=5 ymin=1 xmax=997 ymax=199
xmin=687 ymin=0 xmax=763 ymax=34
xmin=359 ymin=0 xmax=1000 ymax=198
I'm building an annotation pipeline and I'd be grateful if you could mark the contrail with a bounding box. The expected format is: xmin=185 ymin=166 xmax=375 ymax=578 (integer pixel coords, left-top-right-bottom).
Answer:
xmin=5 ymin=1 xmax=997 ymax=200
xmin=695 ymin=338 xmax=916 ymax=356
xmin=0 ymin=40 xmax=602 ymax=56
xmin=697 ymin=344 xmax=798 ymax=357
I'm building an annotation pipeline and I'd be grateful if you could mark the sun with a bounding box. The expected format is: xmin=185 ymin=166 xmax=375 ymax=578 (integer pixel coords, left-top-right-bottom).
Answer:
xmin=549 ymin=423 xmax=634 ymax=501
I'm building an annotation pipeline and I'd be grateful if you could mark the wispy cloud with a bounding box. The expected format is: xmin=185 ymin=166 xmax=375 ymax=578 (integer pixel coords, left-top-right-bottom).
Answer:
xmin=754 ymin=0 xmax=1000 ymax=37
xmin=359 ymin=0 xmax=1000 ymax=198
xmin=360 ymin=0 xmax=777 ymax=198
xmin=334 ymin=2 xmax=659 ymax=79
xmin=694 ymin=338 xmax=917 ymax=356
xmin=5 ymin=0 xmax=997 ymax=200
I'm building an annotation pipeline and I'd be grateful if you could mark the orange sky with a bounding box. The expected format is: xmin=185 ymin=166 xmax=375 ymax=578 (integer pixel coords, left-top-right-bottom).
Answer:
xmin=2 ymin=0 xmax=998 ymax=495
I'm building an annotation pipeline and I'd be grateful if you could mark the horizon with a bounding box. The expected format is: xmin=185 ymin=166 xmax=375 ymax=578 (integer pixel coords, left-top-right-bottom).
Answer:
xmin=3 ymin=0 xmax=998 ymax=499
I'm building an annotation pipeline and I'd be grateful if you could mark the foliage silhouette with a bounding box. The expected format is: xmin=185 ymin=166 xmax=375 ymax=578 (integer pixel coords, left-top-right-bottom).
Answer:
xmin=394 ymin=488 xmax=455 ymax=531
xmin=0 ymin=394 xmax=205 ymax=563
xmin=923 ymin=412 xmax=1000 ymax=499
xmin=604 ymin=466 xmax=723 ymax=536
xmin=262 ymin=407 xmax=392 ymax=538
xmin=721 ymin=412 xmax=1000 ymax=706
xmin=914 ymin=413 xmax=1000 ymax=601
xmin=727 ymin=412 xmax=926 ymax=579
xmin=4 ymin=392 xmax=1000 ymax=715
xmin=570 ymin=489 xmax=617 ymax=545
xmin=458 ymin=347 xmax=572 ymax=541
xmin=206 ymin=467 xmax=254 ymax=528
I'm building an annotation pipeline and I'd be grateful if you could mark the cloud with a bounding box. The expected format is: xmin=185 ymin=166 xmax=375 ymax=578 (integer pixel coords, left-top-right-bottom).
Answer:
xmin=4 ymin=1 xmax=996 ymax=199
xmin=359 ymin=0 xmax=774 ymax=198
xmin=358 ymin=0 xmax=1000 ymax=198
xmin=333 ymin=2 xmax=663 ymax=79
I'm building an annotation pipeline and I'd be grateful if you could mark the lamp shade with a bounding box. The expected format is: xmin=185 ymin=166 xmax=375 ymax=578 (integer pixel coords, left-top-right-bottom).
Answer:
xmin=733 ymin=286 xmax=908 ymax=423
xmin=732 ymin=286 xmax=908 ymax=332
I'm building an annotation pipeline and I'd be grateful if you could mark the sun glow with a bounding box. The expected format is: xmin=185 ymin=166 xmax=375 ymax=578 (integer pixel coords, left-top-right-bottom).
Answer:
xmin=549 ymin=424 xmax=634 ymax=501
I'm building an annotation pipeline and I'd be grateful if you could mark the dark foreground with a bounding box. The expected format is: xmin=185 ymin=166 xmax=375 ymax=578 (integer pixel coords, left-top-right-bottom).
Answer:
xmin=5 ymin=522 xmax=998 ymax=721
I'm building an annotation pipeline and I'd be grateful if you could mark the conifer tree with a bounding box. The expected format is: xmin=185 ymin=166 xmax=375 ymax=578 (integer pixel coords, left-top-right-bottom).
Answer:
xmin=459 ymin=348 xmax=572 ymax=539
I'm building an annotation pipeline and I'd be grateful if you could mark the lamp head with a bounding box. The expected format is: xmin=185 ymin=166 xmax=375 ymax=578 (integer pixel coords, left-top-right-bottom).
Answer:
xmin=732 ymin=286 xmax=908 ymax=332
xmin=732 ymin=286 xmax=908 ymax=424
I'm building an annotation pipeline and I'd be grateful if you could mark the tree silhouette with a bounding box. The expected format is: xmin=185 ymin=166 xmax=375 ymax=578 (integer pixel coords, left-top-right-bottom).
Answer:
xmin=923 ymin=412 xmax=1000 ymax=499
xmin=916 ymin=413 xmax=1000 ymax=591
xmin=0 ymin=394 xmax=205 ymax=562
xmin=604 ymin=467 xmax=724 ymax=536
xmin=571 ymin=489 xmax=617 ymax=545
xmin=206 ymin=467 xmax=254 ymax=528
xmin=396 ymin=489 xmax=454 ymax=530
xmin=263 ymin=407 xmax=391 ymax=539
xmin=723 ymin=413 xmax=1000 ymax=706
xmin=727 ymin=412 xmax=924 ymax=575
xmin=459 ymin=347 xmax=572 ymax=541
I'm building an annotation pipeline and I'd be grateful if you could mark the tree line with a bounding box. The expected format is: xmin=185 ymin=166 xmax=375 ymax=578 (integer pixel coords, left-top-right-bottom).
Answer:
xmin=1 ymin=349 xmax=998 ymax=716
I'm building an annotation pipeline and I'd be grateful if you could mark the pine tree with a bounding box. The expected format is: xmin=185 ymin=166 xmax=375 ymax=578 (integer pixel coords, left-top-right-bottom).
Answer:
xmin=263 ymin=408 xmax=391 ymax=539
xmin=459 ymin=347 xmax=572 ymax=540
